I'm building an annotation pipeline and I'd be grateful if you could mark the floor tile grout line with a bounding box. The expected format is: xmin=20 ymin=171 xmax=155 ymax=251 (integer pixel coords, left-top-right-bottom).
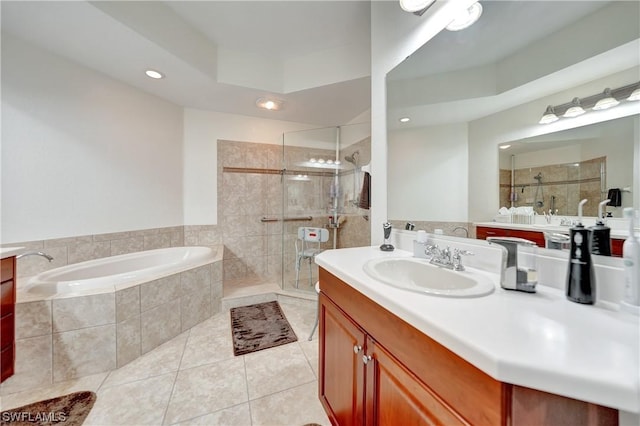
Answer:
xmin=160 ymin=328 xmax=191 ymax=426
xmin=243 ymin=355 xmax=256 ymax=426
xmin=169 ymin=401 xmax=251 ymax=426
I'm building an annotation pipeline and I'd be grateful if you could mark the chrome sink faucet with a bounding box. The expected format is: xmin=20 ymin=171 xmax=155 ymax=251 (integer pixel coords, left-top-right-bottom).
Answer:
xmin=425 ymin=245 xmax=473 ymax=271
xmin=487 ymin=237 xmax=537 ymax=293
xmin=16 ymin=251 xmax=54 ymax=262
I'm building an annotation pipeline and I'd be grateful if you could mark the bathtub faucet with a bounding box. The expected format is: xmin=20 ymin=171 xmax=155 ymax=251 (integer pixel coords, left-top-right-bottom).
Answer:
xmin=16 ymin=251 xmax=54 ymax=262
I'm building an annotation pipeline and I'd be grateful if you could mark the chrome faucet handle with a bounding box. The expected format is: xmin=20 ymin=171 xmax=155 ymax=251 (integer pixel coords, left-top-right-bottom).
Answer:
xmin=442 ymin=246 xmax=451 ymax=261
xmin=452 ymin=249 xmax=473 ymax=271
xmin=425 ymin=244 xmax=439 ymax=256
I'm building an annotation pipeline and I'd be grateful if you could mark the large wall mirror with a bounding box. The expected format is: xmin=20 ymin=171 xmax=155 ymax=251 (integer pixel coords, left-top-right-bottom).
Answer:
xmin=387 ymin=0 xmax=639 ymax=230
xmin=498 ymin=115 xmax=636 ymax=218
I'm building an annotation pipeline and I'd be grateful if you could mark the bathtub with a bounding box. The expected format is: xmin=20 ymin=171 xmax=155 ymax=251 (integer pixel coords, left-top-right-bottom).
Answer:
xmin=20 ymin=246 xmax=220 ymax=299
xmin=9 ymin=245 xmax=223 ymax=389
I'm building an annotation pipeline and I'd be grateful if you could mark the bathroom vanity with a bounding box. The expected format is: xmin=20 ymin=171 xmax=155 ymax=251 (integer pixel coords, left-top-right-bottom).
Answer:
xmin=316 ymin=246 xmax=637 ymax=425
xmin=475 ymin=224 xmax=625 ymax=257
xmin=0 ymin=249 xmax=21 ymax=383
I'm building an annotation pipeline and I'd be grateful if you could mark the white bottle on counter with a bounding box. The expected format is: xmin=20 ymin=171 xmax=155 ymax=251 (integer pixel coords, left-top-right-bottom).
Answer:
xmin=621 ymin=208 xmax=640 ymax=315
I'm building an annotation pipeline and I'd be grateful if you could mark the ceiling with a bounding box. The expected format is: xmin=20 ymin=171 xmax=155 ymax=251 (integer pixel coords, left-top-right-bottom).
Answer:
xmin=1 ymin=1 xmax=372 ymax=127
xmin=387 ymin=0 xmax=640 ymax=129
xmin=3 ymin=1 xmax=638 ymax=129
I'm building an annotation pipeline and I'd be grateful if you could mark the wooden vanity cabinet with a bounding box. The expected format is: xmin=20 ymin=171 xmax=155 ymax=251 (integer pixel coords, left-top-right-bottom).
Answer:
xmin=476 ymin=225 xmax=624 ymax=257
xmin=476 ymin=225 xmax=546 ymax=247
xmin=318 ymin=267 xmax=618 ymax=426
xmin=1 ymin=256 xmax=16 ymax=383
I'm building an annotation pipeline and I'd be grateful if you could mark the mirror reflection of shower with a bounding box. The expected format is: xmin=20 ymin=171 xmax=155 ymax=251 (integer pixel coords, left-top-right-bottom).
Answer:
xmin=344 ymin=150 xmax=361 ymax=207
xmin=533 ymin=172 xmax=544 ymax=211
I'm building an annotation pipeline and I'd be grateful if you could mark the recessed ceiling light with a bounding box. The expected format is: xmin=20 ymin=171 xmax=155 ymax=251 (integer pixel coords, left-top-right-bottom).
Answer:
xmin=499 ymin=144 xmax=511 ymax=150
xmin=399 ymin=117 xmax=411 ymax=123
xmin=256 ymin=97 xmax=284 ymax=111
xmin=446 ymin=2 xmax=483 ymax=31
xmin=145 ymin=69 xmax=164 ymax=79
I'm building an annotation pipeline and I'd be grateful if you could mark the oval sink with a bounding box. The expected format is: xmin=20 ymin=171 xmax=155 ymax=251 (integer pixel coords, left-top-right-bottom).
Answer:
xmin=363 ymin=258 xmax=495 ymax=298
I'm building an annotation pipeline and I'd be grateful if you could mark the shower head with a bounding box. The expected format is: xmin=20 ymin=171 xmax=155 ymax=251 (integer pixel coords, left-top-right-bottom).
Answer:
xmin=534 ymin=172 xmax=542 ymax=182
xmin=344 ymin=151 xmax=360 ymax=165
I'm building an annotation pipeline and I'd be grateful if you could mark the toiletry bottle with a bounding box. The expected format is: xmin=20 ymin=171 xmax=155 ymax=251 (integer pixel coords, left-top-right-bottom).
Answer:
xmin=566 ymin=199 xmax=596 ymax=304
xmin=380 ymin=222 xmax=394 ymax=252
xmin=622 ymin=208 xmax=640 ymax=308
xmin=589 ymin=199 xmax=611 ymax=256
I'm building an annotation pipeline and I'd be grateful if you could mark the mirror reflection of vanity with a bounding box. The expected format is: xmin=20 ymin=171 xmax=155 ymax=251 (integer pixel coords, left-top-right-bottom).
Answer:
xmin=386 ymin=0 xmax=640 ymax=242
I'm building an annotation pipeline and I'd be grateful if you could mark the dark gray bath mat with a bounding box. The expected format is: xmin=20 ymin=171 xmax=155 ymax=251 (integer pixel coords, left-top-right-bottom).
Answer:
xmin=0 ymin=391 xmax=96 ymax=426
xmin=230 ymin=301 xmax=298 ymax=356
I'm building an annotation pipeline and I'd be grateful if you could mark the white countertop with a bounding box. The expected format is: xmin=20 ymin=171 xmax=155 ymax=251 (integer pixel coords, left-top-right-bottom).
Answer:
xmin=1 ymin=247 xmax=24 ymax=259
xmin=315 ymin=246 xmax=640 ymax=413
xmin=475 ymin=221 xmax=637 ymax=239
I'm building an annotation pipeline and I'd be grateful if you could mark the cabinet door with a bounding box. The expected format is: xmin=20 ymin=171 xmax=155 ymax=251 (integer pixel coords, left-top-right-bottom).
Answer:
xmin=364 ymin=338 xmax=469 ymax=426
xmin=319 ymin=293 xmax=367 ymax=426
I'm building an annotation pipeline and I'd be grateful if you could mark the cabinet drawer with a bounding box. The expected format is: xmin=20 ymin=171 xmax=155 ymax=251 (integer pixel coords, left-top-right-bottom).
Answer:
xmin=1 ymin=313 xmax=14 ymax=349
xmin=1 ymin=258 xmax=14 ymax=283
xmin=0 ymin=343 xmax=15 ymax=383
xmin=0 ymin=280 xmax=15 ymax=317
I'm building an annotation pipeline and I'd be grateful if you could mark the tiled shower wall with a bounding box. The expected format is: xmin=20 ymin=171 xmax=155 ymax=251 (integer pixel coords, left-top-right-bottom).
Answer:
xmin=499 ymin=156 xmax=605 ymax=217
xmin=217 ymin=139 xmax=284 ymax=283
xmin=218 ymin=139 xmax=371 ymax=289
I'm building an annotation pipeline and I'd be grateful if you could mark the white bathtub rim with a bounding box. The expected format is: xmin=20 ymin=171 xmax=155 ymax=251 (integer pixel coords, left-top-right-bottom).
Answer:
xmin=17 ymin=245 xmax=223 ymax=303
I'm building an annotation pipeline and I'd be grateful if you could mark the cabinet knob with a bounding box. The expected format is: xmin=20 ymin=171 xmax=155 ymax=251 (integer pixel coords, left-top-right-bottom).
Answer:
xmin=362 ymin=355 xmax=372 ymax=365
xmin=353 ymin=345 xmax=362 ymax=354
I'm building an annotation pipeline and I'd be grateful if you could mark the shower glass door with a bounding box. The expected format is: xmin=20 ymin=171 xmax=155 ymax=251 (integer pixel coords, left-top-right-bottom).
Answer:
xmin=281 ymin=123 xmax=371 ymax=293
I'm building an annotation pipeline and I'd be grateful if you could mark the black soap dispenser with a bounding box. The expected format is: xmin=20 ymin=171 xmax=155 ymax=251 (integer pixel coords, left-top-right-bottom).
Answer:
xmin=589 ymin=199 xmax=611 ymax=256
xmin=566 ymin=199 xmax=596 ymax=304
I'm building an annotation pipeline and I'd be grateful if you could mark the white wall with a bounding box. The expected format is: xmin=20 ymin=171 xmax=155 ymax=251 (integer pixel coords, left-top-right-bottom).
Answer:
xmin=182 ymin=109 xmax=318 ymax=226
xmin=388 ymin=123 xmax=468 ymax=221
xmin=1 ymin=35 xmax=184 ymax=243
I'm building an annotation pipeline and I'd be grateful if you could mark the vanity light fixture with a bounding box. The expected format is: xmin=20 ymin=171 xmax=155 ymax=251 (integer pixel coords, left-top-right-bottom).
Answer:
xmin=399 ymin=0 xmax=436 ymax=16
xmin=145 ymin=69 xmax=164 ymax=79
xmin=563 ymin=98 xmax=585 ymax=118
xmin=539 ymin=106 xmax=559 ymax=124
xmin=256 ymin=97 xmax=284 ymax=111
xmin=399 ymin=117 xmax=411 ymax=123
xmin=538 ymin=81 xmax=640 ymax=124
xmin=592 ymin=88 xmax=619 ymax=110
xmin=446 ymin=2 xmax=483 ymax=31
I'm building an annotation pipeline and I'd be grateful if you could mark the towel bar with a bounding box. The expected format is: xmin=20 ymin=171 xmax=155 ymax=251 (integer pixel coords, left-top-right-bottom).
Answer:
xmin=261 ymin=216 xmax=313 ymax=222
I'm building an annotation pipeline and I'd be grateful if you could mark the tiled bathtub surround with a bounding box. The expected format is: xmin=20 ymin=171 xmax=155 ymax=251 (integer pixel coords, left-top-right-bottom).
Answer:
xmin=389 ymin=220 xmax=475 ymax=239
xmin=8 ymin=226 xmax=186 ymax=279
xmin=0 ymin=262 xmax=223 ymax=396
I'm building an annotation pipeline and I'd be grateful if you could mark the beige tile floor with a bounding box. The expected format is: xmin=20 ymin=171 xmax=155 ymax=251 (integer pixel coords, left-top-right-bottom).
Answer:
xmin=0 ymin=298 xmax=329 ymax=426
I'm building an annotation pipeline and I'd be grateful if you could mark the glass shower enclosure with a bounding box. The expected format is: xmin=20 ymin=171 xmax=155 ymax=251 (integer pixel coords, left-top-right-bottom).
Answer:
xmin=279 ymin=123 xmax=371 ymax=293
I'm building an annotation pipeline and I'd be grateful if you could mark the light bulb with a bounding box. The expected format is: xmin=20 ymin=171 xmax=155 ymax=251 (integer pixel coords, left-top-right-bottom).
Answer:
xmin=593 ymin=88 xmax=619 ymax=110
xmin=563 ymin=98 xmax=585 ymax=118
xmin=539 ymin=105 xmax=559 ymax=124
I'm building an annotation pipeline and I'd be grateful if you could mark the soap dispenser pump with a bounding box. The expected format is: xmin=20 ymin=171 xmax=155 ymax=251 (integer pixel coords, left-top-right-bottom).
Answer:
xmin=566 ymin=199 xmax=596 ymax=304
xmin=589 ymin=199 xmax=611 ymax=256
